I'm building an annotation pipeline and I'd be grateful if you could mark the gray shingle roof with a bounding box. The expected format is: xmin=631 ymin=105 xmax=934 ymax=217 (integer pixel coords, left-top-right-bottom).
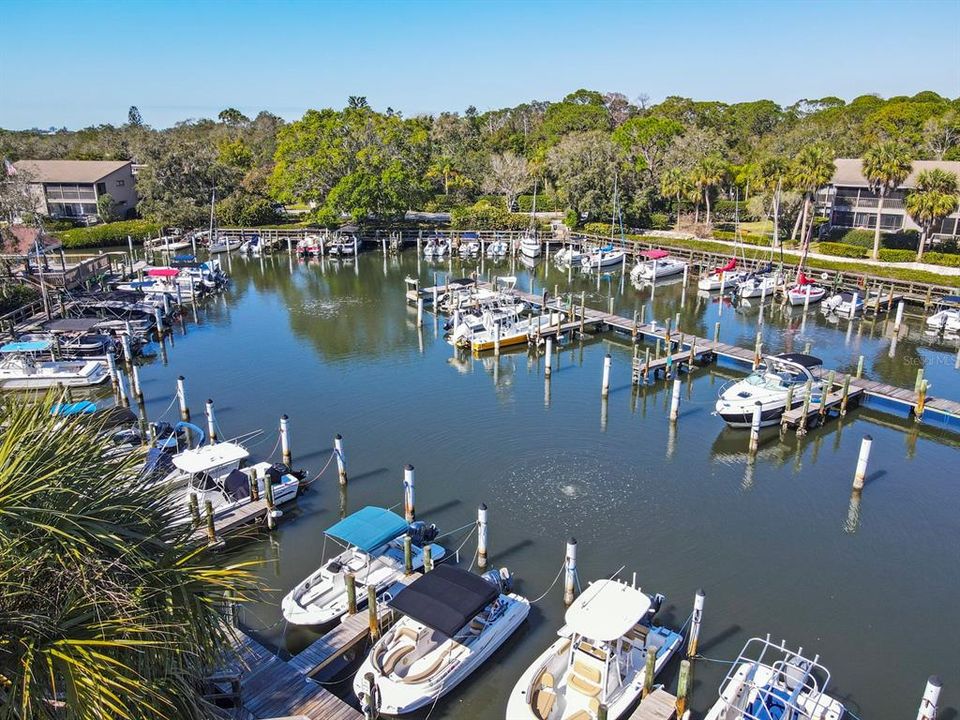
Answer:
xmin=832 ymin=158 xmax=960 ymax=189
xmin=12 ymin=159 xmax=131 ymax=184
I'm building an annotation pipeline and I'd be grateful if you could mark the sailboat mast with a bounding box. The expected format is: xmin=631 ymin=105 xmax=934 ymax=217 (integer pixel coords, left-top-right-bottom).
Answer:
xmin=530 ymin=179 xmax=537 ymax=237
xmin=610 ymin=174 xmax=618 ymax=243
xmin=208 ymin=186 xmax=217 ymax=245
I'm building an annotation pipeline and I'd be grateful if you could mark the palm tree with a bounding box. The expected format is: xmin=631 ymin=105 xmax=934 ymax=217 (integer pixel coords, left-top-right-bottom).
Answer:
xmin=905 ymin=168 xmax=959 ymax=261
xmin=660 ymin=167 xmax=688 ymax=232
xmin=692 ymin=155 xmax=727 ymax=227
xmin=0 ymin=394 xmax=257 ymax=720
xmin=862 ymin=141 xmax=912 ymax=260
xmin=789 ymin=144 xmax=835 ymax=250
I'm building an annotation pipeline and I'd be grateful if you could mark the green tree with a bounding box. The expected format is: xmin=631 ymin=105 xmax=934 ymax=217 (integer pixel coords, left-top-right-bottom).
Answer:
xmin=0 ymin=394 xmax=255 ymax=719
xmin=660 ymin=166 xmax=691 ymax=231
xmin=789 ymin=144 xmax=835 ymax=248
xmin=127 ymin=105 xmax=143 ymax=127
xmin=546 ymin=131 xmax=618 ymax=221
xmin=217 ymin=107 xmax=250 ymax=126
xmin=862 ymin=141 xmax=912 ymax=259
xmin=96 ymin=191 xmax=116 ymax=221
xmin=482 ymin=152 xmax=529 ymax=211
xmin=612 ymin=116 xmax=683 ymax=186
xmin=691 ymin=155 xmax=727 ymax=227
xmin=905 ymin=168 xmax=959 ymax=261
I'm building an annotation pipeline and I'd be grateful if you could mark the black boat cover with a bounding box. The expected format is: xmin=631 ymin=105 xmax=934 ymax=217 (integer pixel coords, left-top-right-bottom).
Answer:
xmin=43 ymin=318 xmax=101 ymax=332
xmin=775 ymin=353 xmax=822 ymax=368
xmin=388 ymin=564 xmax=498 ymax=637
xmin=224 ymin=469 xmax=251 ymax=502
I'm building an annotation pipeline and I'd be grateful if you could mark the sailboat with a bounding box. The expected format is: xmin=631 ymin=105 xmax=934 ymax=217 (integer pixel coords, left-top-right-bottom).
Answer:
xmin=699 ymin=192 xmax=749 ymax=291
xmin=738 ymin=182 xmax=786 ymax=300
xmin=785 ymin=197 xmax=827 ymax=306
xmin=205 ymin=188 xmax=240 ymax=253
xmin=520 ymin=181 xmax=542 ymax=258
xmin=580 ymin=176 xmax=627 ymax=270
xmin=506 ymin=576 xmax=683 ymax=720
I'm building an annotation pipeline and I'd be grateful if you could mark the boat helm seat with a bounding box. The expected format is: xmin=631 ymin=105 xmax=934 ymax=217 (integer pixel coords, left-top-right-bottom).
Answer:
xmin=532 ymin=688 xmax=556 ymax=719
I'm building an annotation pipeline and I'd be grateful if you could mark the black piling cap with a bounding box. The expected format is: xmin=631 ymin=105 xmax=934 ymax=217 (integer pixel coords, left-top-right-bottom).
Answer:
xmin=405 ymin=463 xmax=414 ymax=471
xmin=864 ymin=434 xmax=873 ymax=441
xmin=569 ymin=537 xmax=577 ymax=546
xmin=281 ymin=414 xmax=288 ymax=420
xmin=479 ymin=502 xmax=487 ymax=511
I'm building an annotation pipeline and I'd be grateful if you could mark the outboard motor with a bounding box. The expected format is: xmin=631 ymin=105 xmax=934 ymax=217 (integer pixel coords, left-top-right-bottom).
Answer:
xmin=407 ymin=521 xmax=438 ymax=546
xmin=643 ymin=593 xmax=665 ymax=624
xmin=481 ymin=567 xmax=514 ymax=594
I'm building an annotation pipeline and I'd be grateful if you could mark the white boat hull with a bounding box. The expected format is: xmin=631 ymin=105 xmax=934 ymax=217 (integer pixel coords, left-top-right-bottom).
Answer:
xmin=0 ymin=360 xmax=109 ymax=390
xmin=632 ymin=259 xmax=686 ymax=281
xmin=927 ymin=308 xmax=960 ymax=332
xmin=787 ymin=285 xmax=827 ymax=306
xmin=698 ymin=271 xmax=748 ymax=291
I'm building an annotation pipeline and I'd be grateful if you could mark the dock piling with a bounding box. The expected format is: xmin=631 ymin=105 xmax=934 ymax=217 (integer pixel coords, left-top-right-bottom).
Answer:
xmin=894 ymin=300 xmax=905 ymax=333
xmin=116 ymin=367 xmax=129 ymax=407
xmin=205 ymin=400 xmax=217 ymax=445
xmin=642 ymin=645 xmax=657 ymax=699
xmin=601 ymin=354 xmax=611 ymax=397
xmin=917 ymin=675 xmax=942 ymax=720
xmin=563 ymin=538 xmax=578 ymax=605
xmin=796 ymin=380 xmax=812 ymax=436
xmin=363 ymin=672 xmax=380 ymax=720
xmin=545 ymin=337 xmax=553 ymax=378
xmin=676 ymin=659 xmax=691 ymax=717
xmin=423 ymin=544 xmax=433 ymax=572
xmin=130 ymin=363 xmax=143 ymax=402
xmin=264 ymin=474 xmax=277 ymax=530
xmin=749 ymin=401 xmax=762 ymax=453
xmin=713 ymin=321 xmax=720 ymax=344
xmin=280 ymin=414 xmax=292 ymax=466
xmin=345 ymin=573 xmax=357 ymax=614
xmin=188 ymin=493 xmax=200 ymax=528
xmin=153 ymin=307 xmax=164 ymax=338
xmin=403 ymin=535 xmax=413 ymax=575
xmin=687 ymin=589 xmax=705 ymax=658
xmin=367 ymin=586 xmax=380 ymax=642
xmin=840 ymin=375 xmax=852 ymax=415
xmin=335 ymin=434 xmax=347 ymax=485
xmin=669 ymin=378 xmax=681 ymax=423
xmin=403 ymin=464 xmax=415 ymax=523
xmin=204 ymin=500 xmax=216 ymax=544
xmin=853 ymin=435 xmax=872 ymax=491
xmin=120 ymin=332 xmax=133 ymax=366
xmin=177 ymin=376 xmax=190 ymax=421
xmin=477 ymin=503 xmax=488 ymax=570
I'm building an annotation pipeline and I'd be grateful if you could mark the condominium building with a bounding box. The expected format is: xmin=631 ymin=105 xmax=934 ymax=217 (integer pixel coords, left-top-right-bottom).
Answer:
xmin=11 ymin=159 xmax=138 ymax=221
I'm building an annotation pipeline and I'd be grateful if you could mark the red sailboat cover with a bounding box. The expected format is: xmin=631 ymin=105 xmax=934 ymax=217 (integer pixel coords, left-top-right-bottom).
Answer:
xmin=796 ymin=271 xmax=816 ymax=286
xmin=147 ymin=268 xmax=180 ymax=278
xmin=640 ymin=249 xmax=670 ymax=260
xmin=715 ymin=258 xmax=737 ymax=273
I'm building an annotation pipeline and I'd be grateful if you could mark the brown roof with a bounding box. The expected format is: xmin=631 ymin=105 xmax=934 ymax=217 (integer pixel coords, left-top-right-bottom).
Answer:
xmin=12 ymin=159 xmax=131 ymax=184
xmin=832 ymin=158 xmax=960 ymax=189
xmin=0 ymin=226 xmax=62 ymax=256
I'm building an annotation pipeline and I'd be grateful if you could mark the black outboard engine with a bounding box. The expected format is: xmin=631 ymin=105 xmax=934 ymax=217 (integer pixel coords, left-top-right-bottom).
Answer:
xmin=481 ymin=567 xmax=514 ymax=593
xmin=643 ymin=593 xmax=665 ymax=625
xmin=407 ymin=521 xmax=439 ymax=546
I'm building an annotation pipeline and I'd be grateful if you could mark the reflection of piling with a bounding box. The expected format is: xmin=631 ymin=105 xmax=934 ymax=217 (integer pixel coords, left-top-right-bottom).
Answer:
xmin=855 ymin=354 xmax=864 ymax=379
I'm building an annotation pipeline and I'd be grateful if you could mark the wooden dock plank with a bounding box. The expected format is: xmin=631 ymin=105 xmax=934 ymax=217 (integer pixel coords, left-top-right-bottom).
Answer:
xmin=627 ymin=688 xmax=677 ymax=720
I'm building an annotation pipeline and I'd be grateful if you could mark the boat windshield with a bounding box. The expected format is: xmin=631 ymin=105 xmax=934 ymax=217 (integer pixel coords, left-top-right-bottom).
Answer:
xmin=743 ymin=369 xmax=806 ymax=390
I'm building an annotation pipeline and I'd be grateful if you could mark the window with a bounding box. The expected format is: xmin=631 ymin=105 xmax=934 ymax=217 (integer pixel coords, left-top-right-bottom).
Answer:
xmin=82 ymin=203 xmax=98 ymax=216
xmin=116 ymin=179 xmax=125 ymax=187
xmin=96 ymin=182 xmax=107 ymax=196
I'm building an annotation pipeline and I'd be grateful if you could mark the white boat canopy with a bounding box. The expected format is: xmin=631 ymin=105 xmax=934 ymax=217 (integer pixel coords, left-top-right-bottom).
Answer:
xmin=172 ymin=442 xmax=249 ymax=473
xmin=564 ymin=579 xmax=651 ymax=642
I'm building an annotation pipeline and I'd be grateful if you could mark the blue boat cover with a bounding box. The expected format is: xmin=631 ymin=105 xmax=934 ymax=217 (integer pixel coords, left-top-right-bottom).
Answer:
xmin=943 ymin=295 xmax=960 ymax=305
xmin=325 ymin=506 xmax=408 ymax=552
xmin=748 ymin=686 xmax=790 ymax=720
xmin=50 ymin=400 xmax=98 ymax=416
xmin=173 ymin=254 xmax=196 ymax=262
xmin=1 ymin=340 xmax=53 ymax=353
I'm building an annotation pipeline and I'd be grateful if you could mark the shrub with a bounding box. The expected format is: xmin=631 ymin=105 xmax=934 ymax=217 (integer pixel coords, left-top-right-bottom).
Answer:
xmin=711 ymin=230 xmax=772 ymax=247
xmin=649 ymin=212 xmax=671 ymax=230
xmin=828 ymin=227 xmax=920 ymax=250
xmin=450 ymin=201 xmax=532 ymax=231
xmin=57 ymin=219 xmax=162 ymax=248
xmin=817 ymin=242 xmax=869 ymax=258
xmin=0 ymin=284 xmax=39 ymax=315
xmin=581 ymin=222 xmax=613 ymax=236
xmin=516 ymin=194 xmax=559 ymax=212
xmin=42 ymin=219 xmax=77 ymax=232
xmin=877 ymin=249 xmax=916 ymax=263
xmin=924 ymin=252 xmax=960 ymax=268
xmin=564 ymin=209 xmax=579 ymax=229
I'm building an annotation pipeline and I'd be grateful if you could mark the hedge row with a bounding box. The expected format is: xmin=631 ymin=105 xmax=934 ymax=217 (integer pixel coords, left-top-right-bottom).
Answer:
xmin=925 ymin=252 xmax=960 ymax=267
xmin=450 ymin=202 xmax=538 ymax=231
xmin=712 ymin=230 xmax=773 ymax=247
xmin=827 ymin=227 xmax=920 ymax=250
xmin=57 ymin=219 xmax=162 ymax=249
xmin=817 ymin=241 xmax=960 ymax=268
xmin=817 ymin=242 xmax=868 ymax=258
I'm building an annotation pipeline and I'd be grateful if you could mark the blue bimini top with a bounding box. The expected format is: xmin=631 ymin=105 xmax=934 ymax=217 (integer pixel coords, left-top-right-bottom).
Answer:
xmin=325 ymin=506 xmax=409 ymax=552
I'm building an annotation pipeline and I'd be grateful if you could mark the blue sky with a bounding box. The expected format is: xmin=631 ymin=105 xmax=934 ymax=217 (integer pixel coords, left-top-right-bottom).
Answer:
xmin=2 ymin=0 xmax=959 ymax=129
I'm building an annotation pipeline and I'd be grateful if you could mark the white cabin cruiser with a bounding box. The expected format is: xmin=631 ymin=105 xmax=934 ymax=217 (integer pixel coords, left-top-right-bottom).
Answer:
xmin=926 ymin=296 xmax=960 ymax=333
xmin=423 ymin=237 xmax=450 ymax=259
xmin=631 ymin=250 xmax=686 ymax=282
xmin=208 ymin=237 xmax=241 ymax=253
xmin=506 ymin=577 xmax=683 ymax=720
xmin=353 ymin=565 xmax=529 ymax=715
xmin=162 ymin=441 xmax=301 ymax=517
xmin=520 ymin=234 xmax=542 ymax=258
xmin=553 ymin=246 xmax=588 ymax=267
xmin=822 ymin=291 xmax=866 ymax=317
xmin=486 ymin=239 xmax=509 ymax=257
xmin=715 ymin=353 xmax=823 ymax=428
xmin=238 ymin=235 xmax=262 ymax=254
xmin=281 ymin=506 xmax=445 ymax=626
xmin=704 ymin=636 xmax=846 ymax=720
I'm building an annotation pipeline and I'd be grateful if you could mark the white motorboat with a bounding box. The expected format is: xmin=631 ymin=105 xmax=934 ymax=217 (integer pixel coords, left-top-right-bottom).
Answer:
xmin=329 ymin=236 xmax=359 ymax=257
xmin=553 ymin=246 xmax=588 ymax=267
xmin=715 ymin=353 xmax=823 ymax=428
xmin=162 ymin=441 xmax=301 ymax=517
xmin=737 ymin=267 xmax=782 ymax=299
xmin=631 ymin=249 xmax=686 ymax=281
xmin=353 ymin=565 xmax=529 ymax=715
xmin=698 ymin=258 xmax=749 ymax=291
xmin=822 ymin=291 xmax=866 ymax=317
xmin=580 ymin=244 xmax=626 ymax=270
xmin=486 ymin=239 xmax=509 ymax=258
xmin=458 ymin=234 xmax=481 ymax=256
xmin=0 ymin=340 xmax=109 ymax=390
xmin=145 ymin=235 xmax=192 ymax=252
xmin=520 ymin=234 xmax=542 ymax=258
xmin=506 ymin=577 xmax=683 ymax=720
xmin=281 ymin=506 xmax=445 ymax=626
xmin=423 ymin=238 xmax=450 ymax=259
xmin=455 ymin=311 xmax=564 ymax=352
xmin=296 ymin=235 xmax=326 ymax=256
xmin=926 ymin=296 xmax=960 ymax=333
xmin=704 ymin=636 xmax=846 ymax=720
xmin=786 ymin=274 xmax=827 ymax=306
xmin=238 ymin=234 xmax=262 ymax=255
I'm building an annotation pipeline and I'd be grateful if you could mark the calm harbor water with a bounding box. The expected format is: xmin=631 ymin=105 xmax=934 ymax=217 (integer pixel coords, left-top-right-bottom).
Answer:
xmin=125 ymin=251 xmax=958 ymax=719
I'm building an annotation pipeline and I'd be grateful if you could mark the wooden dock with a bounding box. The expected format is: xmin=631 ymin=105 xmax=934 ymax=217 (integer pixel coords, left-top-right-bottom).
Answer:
xmin=213 ymin=630 xmax=361 ymax=720
xmin=191 ymin=497 xmax=288 ymax=544
xmin=781 ymin=387 xmax=866 ymax=430
xmin=627 ymin=688 xmax=677 ymax=720
xmin=424 ymin=279 xmax=960 ymax=427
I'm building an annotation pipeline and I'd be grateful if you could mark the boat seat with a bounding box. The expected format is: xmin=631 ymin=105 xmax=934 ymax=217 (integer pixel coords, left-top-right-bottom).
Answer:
xmin=402 ymin=648 xmax=450 ymax=684
xmin=565 ymin=711 xmax=591 ymax=720
xmin=541 ymin=671 xmax=555 ymax=689
xmin=627 ymin=624 xmax=649 ymax=642
xmin=572 ymin=660 xmax=602 ymax=685
xmin=555 ymin=638 xmax=572 ymax=656
xmin=567 ymin=671 xmax=601 ymax=698
xmin=533 ymin=688 xmax=556 ymax=720
xmin=381 ymin=643 xmax=415 ymax=675
xmin=396 ymin=627 xmax=419 ymax=642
